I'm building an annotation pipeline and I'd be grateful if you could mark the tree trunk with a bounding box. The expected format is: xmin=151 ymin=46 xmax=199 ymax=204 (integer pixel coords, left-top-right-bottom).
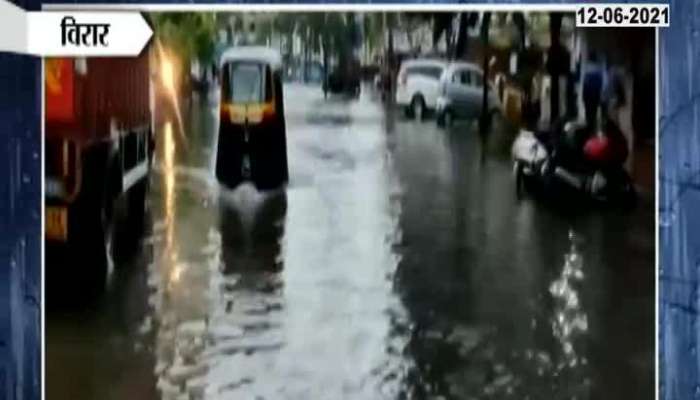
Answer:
xmin=479 ymin=12 xmax=492 ymax=152
xmin=548 ymin=13 xmax=563 ymax=128
xmin=304 ymin=29 xmax=310 ymax=83
xmin=388 ymin=27 xmax=394 ymax=105
xmin=512 ymin=12 xmax=526 ymax=51
xmin=454 ymin=12 xmax=469 ymax=60
xmin=480 ymin=13 xmax=492 ymax=120
xmin=384 ymin=13 xmax=395 ymax=106
xmin=446 ymin=26 xmax=454 ymax=58
xmin=433 ymin=13 xmax=454 ymax=54
xmin=321 ymin=38 xmax=329 ymax=97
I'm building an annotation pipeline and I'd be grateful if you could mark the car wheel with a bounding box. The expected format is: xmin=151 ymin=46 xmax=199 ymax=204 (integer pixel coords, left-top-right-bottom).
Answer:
xmin=443 ymin=109 xmax=454 ymax=128
xmin=412 ymin=96 xmax=425 ymax=121
xmin=514 ymin=161 xmax=526 ymax=199
xmin=437 ymin=112 xmax=445 ymax=128
xmin=404 ymin=104 xmax=414 ymax=118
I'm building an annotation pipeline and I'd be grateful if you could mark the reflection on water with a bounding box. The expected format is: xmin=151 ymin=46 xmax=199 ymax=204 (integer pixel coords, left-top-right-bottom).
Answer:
xmin=549 ymin=230 xmax=588 ymax=371
xmin=145 ymin=91 xmax=414 ymax=398
xmin=147 ymin=184 xmax=290 ymax=399
xmin=162 ymin=121 xmax=179 ymax=287
xmin=47 ymin=83 xmax=651 ymax=400
xmin=206 ymin=189 xmax=288 ymax=397
xmin=387 ymin=117 xmax=606 ymax=399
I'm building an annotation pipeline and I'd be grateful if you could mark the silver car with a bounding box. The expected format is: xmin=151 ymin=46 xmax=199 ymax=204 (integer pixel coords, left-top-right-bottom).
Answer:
xmin=435 ymin=62 xmax=500 ymax=127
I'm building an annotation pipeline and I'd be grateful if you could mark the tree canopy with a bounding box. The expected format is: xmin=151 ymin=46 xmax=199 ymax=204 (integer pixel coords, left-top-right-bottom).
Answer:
xmin=151 ymin=13 xmax=218 ymax=65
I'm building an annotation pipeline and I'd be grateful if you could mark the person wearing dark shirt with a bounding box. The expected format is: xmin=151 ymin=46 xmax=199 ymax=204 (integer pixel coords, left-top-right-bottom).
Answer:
xmin=582 ymin=52 xmax=603 ymax=132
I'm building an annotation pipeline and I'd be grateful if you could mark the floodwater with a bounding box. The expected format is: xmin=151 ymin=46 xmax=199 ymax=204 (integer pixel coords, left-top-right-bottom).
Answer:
xmin=46 ymin=83 xmax=654 ymax=399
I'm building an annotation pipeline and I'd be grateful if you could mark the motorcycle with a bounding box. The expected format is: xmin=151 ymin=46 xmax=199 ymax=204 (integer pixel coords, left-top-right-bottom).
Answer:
xmin=512 ymin=118 xmax=636 ymax=206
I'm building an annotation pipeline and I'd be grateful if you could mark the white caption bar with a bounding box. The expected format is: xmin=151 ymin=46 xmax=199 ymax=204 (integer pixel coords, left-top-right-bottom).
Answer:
xmin=576 ymin=4 xmax=669 ymax=27
xmin=0 ymin=0 xmax=152 ymax=56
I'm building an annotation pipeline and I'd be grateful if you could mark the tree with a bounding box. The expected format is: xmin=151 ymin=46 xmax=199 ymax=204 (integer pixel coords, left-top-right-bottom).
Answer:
xmin=432 ymin=13 xmax=455 ymax=54
xmin=454 ymin=12 xmax=479 ymax=59
xmin=479 ymin=12 xmax=493 ymax=144
xmin=255 ymin=15 xmax=276 ymax=46
xmin=454 ymin=13 xmax=469 ymax=59
xmin=512 ymin=12 xmax=527 ymax=50
xmin=151 ymin=12 xmax=218 ymax=95
xmin=363 ymin=13 xmax=384 ymax=61
xmin=547 ymin=13 xmax=568 ymax=127
xmin=152 ymin=13 xmax=217 ymax=64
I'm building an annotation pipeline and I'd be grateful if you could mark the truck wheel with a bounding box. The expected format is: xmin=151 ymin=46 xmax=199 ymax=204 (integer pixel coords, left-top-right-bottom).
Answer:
xmin=85 ymin=224 xmax=109 ymax=295
xmin=104 ymin=178 xmax=148 ymax=265
xmin=53 ymin=215 xmax=108 ymax=301
xmin=70 ymin=210 xmax=109 ymax=299
xmin=128 ymin=179 xmax=148 ymax=233
xmin=110 ymin=189 xmax=144 ymax=267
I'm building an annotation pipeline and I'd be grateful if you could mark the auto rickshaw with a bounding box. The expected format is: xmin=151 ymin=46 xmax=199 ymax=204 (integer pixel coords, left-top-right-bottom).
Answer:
xmin=216 ymin=46 xmax=289 ymax=190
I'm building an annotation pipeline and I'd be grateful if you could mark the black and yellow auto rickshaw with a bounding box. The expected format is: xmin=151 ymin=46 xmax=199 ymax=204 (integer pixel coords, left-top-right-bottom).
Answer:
xmin=216 ymin=46 xmax=289 ymax=190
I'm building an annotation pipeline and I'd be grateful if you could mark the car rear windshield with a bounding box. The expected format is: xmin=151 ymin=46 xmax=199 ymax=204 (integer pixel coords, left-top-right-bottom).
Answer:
xmin=223 ymin=62 xmax=273 ymax=104
xmin=405 ymin=65 xmax=443 ymax=80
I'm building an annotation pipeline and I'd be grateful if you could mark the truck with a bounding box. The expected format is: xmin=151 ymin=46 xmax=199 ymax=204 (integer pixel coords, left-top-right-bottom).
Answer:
xmin=44 ymin=53 xmax=154 ymax=293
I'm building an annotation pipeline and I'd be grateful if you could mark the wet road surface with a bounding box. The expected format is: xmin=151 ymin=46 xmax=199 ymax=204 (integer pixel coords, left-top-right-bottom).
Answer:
xmin=47 ymin=84 xmax=654 ymax=399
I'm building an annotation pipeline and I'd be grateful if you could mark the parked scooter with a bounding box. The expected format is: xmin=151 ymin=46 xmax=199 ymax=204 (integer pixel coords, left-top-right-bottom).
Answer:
xmin=512 ymin=117 xmax=636 ymax=206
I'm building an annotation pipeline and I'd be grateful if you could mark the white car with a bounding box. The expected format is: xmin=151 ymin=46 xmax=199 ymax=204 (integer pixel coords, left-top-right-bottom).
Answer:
xmin=396 ymin=59 xmax=448 ymax=121
xmin=435 ymin=62 xmax=500 ymax=128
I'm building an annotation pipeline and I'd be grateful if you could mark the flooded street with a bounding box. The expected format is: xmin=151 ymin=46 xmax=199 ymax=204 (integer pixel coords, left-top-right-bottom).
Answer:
xmin=46 ymin=84 xmax=654 ymax=399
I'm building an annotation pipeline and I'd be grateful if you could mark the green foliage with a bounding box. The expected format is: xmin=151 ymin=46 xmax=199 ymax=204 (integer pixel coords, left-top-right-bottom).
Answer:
xmin=269 ymin=12 xmax=358 ymax=62
xmin=152 ymin=12 xmax=218 ymax=65
xmin=363 ymin=14 xmax=378 ymax=55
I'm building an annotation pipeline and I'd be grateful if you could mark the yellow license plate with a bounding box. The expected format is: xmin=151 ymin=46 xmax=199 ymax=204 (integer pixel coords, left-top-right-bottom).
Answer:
xmin=45 ymin=206 xmax=68 ymax=241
